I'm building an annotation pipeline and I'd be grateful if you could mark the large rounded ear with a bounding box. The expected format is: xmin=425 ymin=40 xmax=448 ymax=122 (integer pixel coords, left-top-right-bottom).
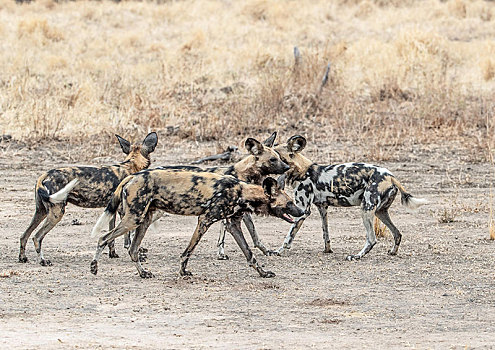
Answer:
xmin=245 ymin=138 xmax=264 ymax=156
xmin=115 ymin=134 xmax=131 ymax=155
xmin=287 ymin=135 xmax=306 ymax=153
xmin=262 ymin=177 xmax=279 ymax=197
xmin=262 ymin=131 xmax=277 ymax=147
xmin=141 ymin=132 xmax=158 ymax=156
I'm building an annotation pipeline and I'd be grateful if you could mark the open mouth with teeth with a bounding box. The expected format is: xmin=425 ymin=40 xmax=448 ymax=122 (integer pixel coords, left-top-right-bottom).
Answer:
xmin=280 ymin=212 xmax=294 ymax=223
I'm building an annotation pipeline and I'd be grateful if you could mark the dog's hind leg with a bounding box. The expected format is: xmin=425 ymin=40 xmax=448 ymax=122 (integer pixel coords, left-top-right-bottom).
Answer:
xmin=217 ymin=221 xmax=228 ymax=260
xmin=179 ymin=215 xmax=212 ymax=277
xmin=347 ymin=209 xmax=377 ymax=261
xmin=129 ymin=211 xmax=153 ymax=278
xmin=19 ymin=206 xmax=47 ymax=263
xmin=243 ymin=213 xmax=270 ymax=256
xmin=226 ymin=217 xmax=275 ymax=278
xmin=107 ymin=214 xmax=119 ymax=259
xmin=316 ymin=204 xmax=333 ymax=253
xmin=32 ymin=204 xmax=65 ymax=266
xmin=376 ymin=209 xmax=402 ymax=256
xmin=90 ymin=219 xmax=138 ymax=276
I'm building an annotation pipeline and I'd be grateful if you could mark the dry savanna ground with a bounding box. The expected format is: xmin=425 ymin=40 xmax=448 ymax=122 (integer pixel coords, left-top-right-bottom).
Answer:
xmin=1 ymin=0 xmax=495 ymax=349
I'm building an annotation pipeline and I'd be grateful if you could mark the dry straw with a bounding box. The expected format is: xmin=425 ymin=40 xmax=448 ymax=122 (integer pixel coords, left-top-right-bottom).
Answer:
xmin=0 ymin=0 xmax=494 ymax=161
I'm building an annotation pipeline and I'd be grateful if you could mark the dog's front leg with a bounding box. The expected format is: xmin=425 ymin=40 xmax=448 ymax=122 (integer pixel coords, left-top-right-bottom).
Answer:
xmin=242 ymin=213 xmax=270 ymax=256
xmin=316 ymin=204 xmax=333 ymax=253
xmin=273 ymin=190 xmax=313 ymax=256
xmin=216 ymin=221 xmax=229 ymax=260
xmin=226 ymin=217 xmax=275 ymax=278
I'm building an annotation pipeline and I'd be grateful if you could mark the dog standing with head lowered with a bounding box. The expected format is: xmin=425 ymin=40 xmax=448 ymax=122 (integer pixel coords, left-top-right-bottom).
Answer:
xmin=19 ymin=132 xmax=158 ymax=266
xmin=273 ymin=135 xmax=427 ymax=260
xmin=151 ymin=133 xmax=289 ymax=259
xmin=90 ymin=170 xmax=303 ymax=278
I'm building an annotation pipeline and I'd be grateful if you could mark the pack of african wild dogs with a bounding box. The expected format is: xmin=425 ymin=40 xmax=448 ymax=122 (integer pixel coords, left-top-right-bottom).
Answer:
xmin=19 ymin=131 xmax=427 ymax=279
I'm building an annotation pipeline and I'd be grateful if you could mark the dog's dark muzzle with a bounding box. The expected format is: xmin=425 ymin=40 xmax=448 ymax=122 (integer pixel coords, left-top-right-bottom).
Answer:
xmin=274 ymin=203 xmax=304 ymax=224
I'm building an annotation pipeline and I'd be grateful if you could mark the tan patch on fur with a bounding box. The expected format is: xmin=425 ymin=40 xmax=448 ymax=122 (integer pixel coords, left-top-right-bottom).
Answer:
xmin=271 ymin=189 xmax=292 ymax=209
xmin=274 ymin=146 xmax=312 ymax=179
xmin=240 ymin=183 xmax=266 ymax=202
xmin=124 ymin=145 xmax=150 ymax=174
xmin=234 ymin=155 xmax=257 ymax=182
xmin=378 ymin=176 xmax=393 ymax=193
xmin=390 ymin=176 xmax=407 ymax=194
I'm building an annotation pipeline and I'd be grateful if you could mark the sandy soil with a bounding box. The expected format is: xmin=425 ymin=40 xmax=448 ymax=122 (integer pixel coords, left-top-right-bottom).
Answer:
xmin=1 ymin=141 xmax=494 ymax=349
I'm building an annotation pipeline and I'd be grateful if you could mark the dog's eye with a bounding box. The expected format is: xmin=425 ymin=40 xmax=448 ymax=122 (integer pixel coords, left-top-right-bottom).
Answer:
xmin=289 ymin=154 xmax=294 ymax=159
xmin=270 ymin=157 xmax=277 ymax=163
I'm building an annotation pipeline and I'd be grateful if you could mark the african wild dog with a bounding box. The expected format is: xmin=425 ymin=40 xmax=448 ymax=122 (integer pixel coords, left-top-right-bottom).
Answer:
xmin=19 ymin=132 xmax=158 ymax=266
xmin=90 ymin=170 xmax=304 ymax=278
xmin=273 ymin=135 xmax=427 ymax=260
xmin=151 ymin=133 xmax=289 ymax=259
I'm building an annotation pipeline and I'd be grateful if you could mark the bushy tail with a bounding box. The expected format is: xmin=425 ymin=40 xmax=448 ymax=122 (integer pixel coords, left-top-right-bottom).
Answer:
xmin=390 ymin=177 xmax=428 ymax=210
xmin=37 ymin=175 xmax=79 ymax=204
xmin=91 ymin=176 xmax=133 ymax=238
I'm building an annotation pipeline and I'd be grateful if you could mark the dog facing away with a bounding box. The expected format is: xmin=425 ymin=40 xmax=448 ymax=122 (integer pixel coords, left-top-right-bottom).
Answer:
xmin=273 ymin=135 xmax=427 ymax=260
xmin=19 ymin=132 xmax=158 ymax=266
xmin=151 ymin=132 xmax=289 ymax=259
xmin=90 ymin=170 xmax=304 ymax=278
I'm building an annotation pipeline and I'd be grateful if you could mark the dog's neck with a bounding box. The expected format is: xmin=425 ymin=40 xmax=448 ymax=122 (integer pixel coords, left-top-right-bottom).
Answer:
xmin=240 ymin=184 xmax=270 ymax=216
xmin=120 ymin=151 xmax=150 ymax=174
xmin=286 ymin=153 xmax=313 ymax=183
xmin=233 ymin=155 xmax=262 ymax=184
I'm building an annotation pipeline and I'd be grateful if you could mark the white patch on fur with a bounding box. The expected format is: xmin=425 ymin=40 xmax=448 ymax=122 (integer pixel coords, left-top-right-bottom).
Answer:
xmin=91 ymin=211 xmax=113 ymax=238
xmin=49 ymin=179 xmax=79 ymax=203
xmin=343 ymin=188 xmax=365 ymax=206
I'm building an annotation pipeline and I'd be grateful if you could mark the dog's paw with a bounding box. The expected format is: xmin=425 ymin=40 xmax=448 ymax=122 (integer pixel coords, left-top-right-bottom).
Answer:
xmin=138 ymin=247 xmax=149 ymax=254
xmin=261 ymin=270 xmax=276 ymax=278
xmin=18 ymin=256 xmax=28 ymax=263
xmin=323 ymin=248 xmax=334 ymax=254
xmin=139 ymin=270 xmax=154 ymax=279
xmin=138 ymin=254 xmax=147 ymax=262
xmin=90 ymin=260 xmax=98 ymax=275
xmin=346 ymin=255 xmax=360 ymax=261
xmin=266 ymin=250 xmax=280 ymax=256
xmin=108 ymin=251 xmax=119 ymax=259
xmin=388 ymin=250 xmax=398 ymax=256
xmin=217 ymin=254 xmax=229 ymax=260
xmin=40 ymin=259 xmax=52 ymax=267
xmin=179 ymin=269 xmax=193 ymax=277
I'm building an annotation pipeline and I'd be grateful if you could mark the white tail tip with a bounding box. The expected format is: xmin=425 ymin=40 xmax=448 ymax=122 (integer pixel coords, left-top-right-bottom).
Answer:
xmin=91 ymin=211 xmax=112 ymax=238
xmin=405 ymin=197 xmax=428 ymax=210
xmin=49 ymin=179 xmax=79 ymax=203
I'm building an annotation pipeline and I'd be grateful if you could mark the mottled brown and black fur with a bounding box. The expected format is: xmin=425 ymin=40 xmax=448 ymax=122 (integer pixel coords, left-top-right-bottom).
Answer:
xmin=90 ymin=169 xmax=303 ymax=278
xmin=273 ymin=135 xmax=427 ymax=260
xmin=153 ymin=133 xmax=289 ymax=258
xmin=19 ymin=132 xmax=158 ymax=266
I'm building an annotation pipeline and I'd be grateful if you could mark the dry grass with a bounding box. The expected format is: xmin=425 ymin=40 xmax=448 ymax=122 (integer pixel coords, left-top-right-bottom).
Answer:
xmin=0 ymin=0 xmax=494 ymax=161
xmin=374 ymin=216 xmax=389 ymax=238
xmin=489 ymin=146 xmax=495 ymax=240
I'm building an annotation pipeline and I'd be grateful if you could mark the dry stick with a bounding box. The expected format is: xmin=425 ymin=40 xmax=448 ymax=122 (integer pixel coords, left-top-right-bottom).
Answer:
xmin=293 ymin=46 xmax=302 ymax=67
xmin=312 ymin=62 xmax=331 ymax=142
xmin=191 ymin=146 xmax=239 ymax=164
xmin=318 ymin=63 xmax=331 ymax=97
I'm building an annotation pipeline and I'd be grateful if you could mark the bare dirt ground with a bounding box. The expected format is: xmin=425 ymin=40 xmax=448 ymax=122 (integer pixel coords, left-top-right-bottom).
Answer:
xmin=1 ymin=140 xmax=494 ymax=349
